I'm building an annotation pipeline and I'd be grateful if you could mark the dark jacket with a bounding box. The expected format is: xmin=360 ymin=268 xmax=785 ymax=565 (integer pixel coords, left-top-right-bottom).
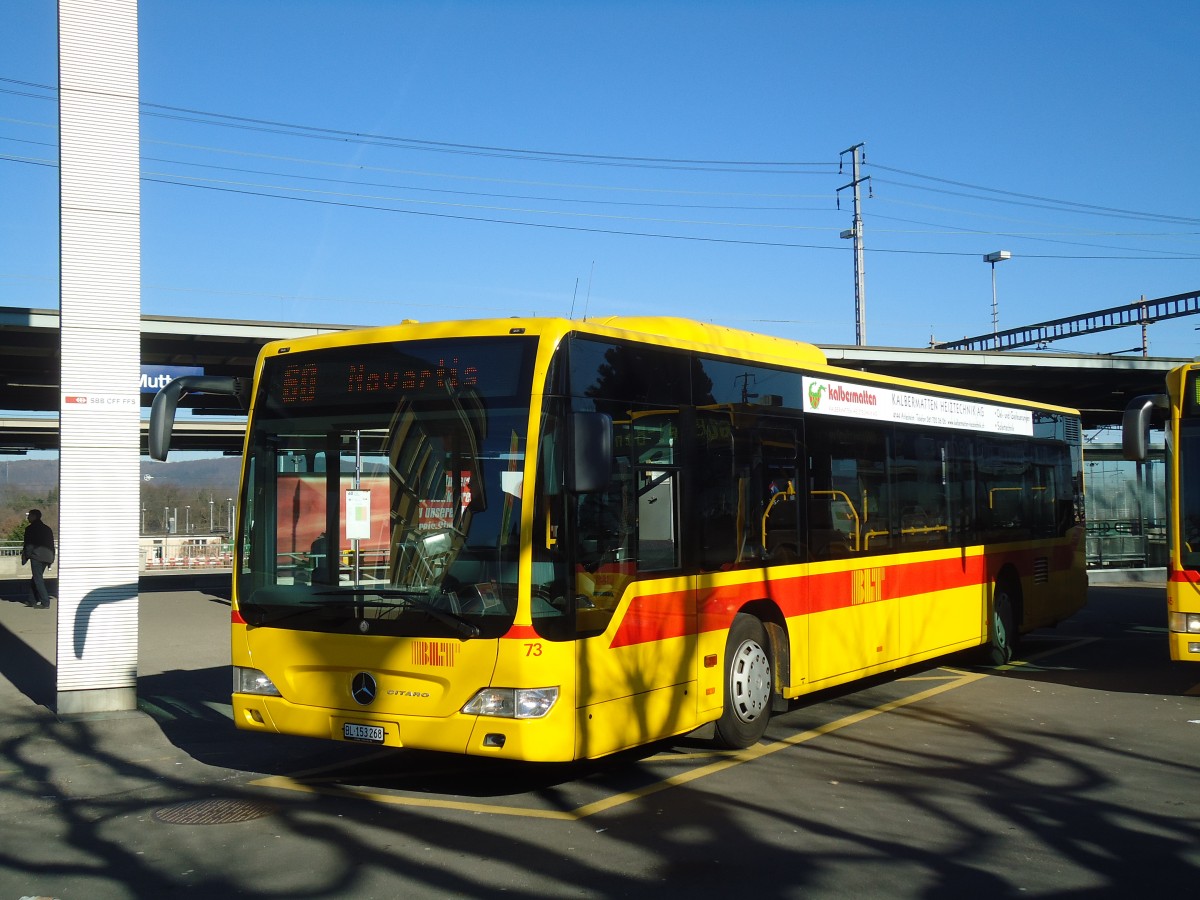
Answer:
xmin=22 ymin=519 xmax=55 ymax=565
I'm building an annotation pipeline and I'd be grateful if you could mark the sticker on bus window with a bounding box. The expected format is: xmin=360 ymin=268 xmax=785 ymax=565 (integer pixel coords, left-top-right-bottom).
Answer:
xmin=346 ymin=490 xmax=372 ymax=540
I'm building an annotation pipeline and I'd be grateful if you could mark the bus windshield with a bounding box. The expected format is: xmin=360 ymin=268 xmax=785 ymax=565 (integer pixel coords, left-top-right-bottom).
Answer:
xmin=236 ymin=336 xmax=537 ymax=638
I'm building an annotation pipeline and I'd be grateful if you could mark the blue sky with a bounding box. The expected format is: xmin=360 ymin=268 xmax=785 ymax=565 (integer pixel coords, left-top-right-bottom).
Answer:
xmin=2 ymin=0 xmax=1199 ymax=357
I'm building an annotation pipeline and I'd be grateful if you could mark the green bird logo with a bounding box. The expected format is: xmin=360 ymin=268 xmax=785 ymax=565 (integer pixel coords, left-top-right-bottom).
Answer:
xmin=808 ymin=382 xmax=826 ymax=409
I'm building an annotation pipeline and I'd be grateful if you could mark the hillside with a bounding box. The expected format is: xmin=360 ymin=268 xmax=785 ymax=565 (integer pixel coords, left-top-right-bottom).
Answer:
xmin=0 ymin=456 xmax=242 ymax=492
xmin=0 ymin=455 xmax=243 ymax=538
xmin=142 ymin=456 xmax=242 ymax=490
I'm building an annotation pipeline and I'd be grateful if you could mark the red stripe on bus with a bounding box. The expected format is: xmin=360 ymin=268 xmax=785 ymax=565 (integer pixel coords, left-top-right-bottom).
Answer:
xmin=608 ymin=549 xmax=1071 ymax=649
xmin=607 ymin=589 xmax=693 ymax=648
xmin=1168 ymin=568 xmax=1200 ymax=584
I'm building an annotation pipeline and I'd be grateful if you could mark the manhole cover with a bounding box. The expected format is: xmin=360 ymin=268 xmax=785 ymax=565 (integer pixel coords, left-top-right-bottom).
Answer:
xmin=153 ymin=797 xmax=276 ymax=825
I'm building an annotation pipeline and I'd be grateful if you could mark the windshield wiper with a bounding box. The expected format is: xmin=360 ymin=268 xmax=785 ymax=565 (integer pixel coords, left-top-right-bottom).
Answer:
xmin=313 ymin=588 xmax=481 ymax=639
xmin=254 ymin=603 xmax=348 ymax=627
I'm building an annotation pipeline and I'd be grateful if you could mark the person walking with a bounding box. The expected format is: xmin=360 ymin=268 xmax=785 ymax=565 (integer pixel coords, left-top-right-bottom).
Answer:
xmin=21 ymin=508 xmax=55 ymax=609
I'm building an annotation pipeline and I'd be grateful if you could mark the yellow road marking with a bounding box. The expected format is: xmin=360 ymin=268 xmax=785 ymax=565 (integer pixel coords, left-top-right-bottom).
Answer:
xmin=567 ymin=670 xmax=989 ymax=819
xmin=251 ymin=669 xmax=988 ymax=819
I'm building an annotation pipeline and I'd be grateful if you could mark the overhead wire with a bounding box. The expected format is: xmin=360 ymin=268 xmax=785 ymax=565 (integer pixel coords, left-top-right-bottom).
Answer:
xmin=2 ymin=73 xmax=1198 ymax=259
xmin=867 ymin=161 xmax=1200 ymax=225
xmin=4 ymin=145 xmax=1196 ymax=259
xmin=144 ymin=139 xmax=833 ymax=201
xmin=140 ymin=168 xmax=834 ymax=230
xmin=1 ymin=76 xmax=837 ymax=173
xmin=141 ymin=175 xmax=852 ymax=252
xmin=866 ymin=212 xmax=1199 ymax=257
xmin=139 ymin=176 xmax=1200 ymax=260
xmin=871 ymin=176 xmax=1200 ymax=226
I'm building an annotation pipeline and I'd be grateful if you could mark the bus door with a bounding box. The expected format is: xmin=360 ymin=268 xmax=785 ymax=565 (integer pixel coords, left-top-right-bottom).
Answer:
xmin=571 ymin=407 xmax=698 ymax=755
xmin=693 ymin=410 xmax=738 ymax=717
xmin=805 ymin=420 xmax=898 ymax=683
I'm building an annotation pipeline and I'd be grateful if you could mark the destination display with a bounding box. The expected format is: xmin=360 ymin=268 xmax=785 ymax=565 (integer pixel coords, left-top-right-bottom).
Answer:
xmin=260 ymin=337 xmax=536 ymax=413
xmin=280 ymin=357 xmax=479 ymax=404
xmin=802 ymin=375 xmax=1034 ymax=436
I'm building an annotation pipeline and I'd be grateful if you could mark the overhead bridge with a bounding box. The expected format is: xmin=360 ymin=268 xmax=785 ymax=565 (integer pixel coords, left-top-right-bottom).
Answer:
xmin=0 ymin=304 xmax=1190 ymax=453
xmin=933 ymin=289 xmax=1200 ymax=352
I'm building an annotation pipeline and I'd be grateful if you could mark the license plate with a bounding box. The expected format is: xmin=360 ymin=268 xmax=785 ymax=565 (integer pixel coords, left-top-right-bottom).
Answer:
xmin=343 ymin=722 xmax=385 ymax=743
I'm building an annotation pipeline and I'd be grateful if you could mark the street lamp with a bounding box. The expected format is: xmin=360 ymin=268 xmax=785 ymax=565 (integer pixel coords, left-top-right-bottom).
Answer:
xmin=185 ymin=505 xmax=191 ymax=535
xmin=983 ymin=250 xmax=1011 ymax=348
xmin=227 ymin=498 xmax=233 ymax=535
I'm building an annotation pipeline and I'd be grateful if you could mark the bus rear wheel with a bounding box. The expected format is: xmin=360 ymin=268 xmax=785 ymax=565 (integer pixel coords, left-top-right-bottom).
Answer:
xmin=714 ymin=614 xmax=773 ymax=749
xmin=988 ymin=581 xmax=1018 ymax=665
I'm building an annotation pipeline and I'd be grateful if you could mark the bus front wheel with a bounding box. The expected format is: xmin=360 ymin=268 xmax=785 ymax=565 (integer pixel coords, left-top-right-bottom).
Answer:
xmin=714 ymin=614 xmax=773 ymax=749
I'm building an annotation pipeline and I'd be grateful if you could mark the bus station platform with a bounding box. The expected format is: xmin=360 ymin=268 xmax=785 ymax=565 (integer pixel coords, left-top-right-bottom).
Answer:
xmin=1086 ymin=566 xmax=1168 ymax=584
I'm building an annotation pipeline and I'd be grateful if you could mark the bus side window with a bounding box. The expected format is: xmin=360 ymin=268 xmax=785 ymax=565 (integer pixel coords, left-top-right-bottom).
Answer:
xmin=892 ymin=431 xmax=950 ymax=550
xmin=697 ymin=411 xmax=739 ymax=570
xmin=808 ymin=492 xmax=855 ymax=558
xmin=976 ymin=437 xmax=1032 ymax=541
xmin=759 ymin=426 xmax=802 ymax=563
xmin=638 ymin=468 xmax=679 ymax=570
xmin=807 ymin=421 xmax=858 ymax=560
xmin=576 ymin=466 xmax=634 ymax=572
xmin=763 ymin=477 xmax=801 ymax=562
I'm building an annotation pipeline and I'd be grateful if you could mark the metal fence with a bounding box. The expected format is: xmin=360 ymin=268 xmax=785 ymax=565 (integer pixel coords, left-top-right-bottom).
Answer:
xmin=0 ymin=539 xmax=233 ymax=571
xmin=1085 ymin=519 xmax=1167 ymax=569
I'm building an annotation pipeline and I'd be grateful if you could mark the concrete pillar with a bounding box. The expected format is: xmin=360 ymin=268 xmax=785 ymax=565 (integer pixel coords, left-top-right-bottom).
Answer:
xmin=56 ymin=0 xmax=141 ymax=714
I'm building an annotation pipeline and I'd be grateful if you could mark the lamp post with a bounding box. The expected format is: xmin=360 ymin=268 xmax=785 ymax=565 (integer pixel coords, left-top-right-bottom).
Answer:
xmin=185 ymin=505 xmax=191 ymax=535
xmin=227 ymin=498 xmax=233 ymax=535
xmin=209 ymin=496 xmax=214 ymax=533
xmin=983 ymin=250 xmax=1011 ymax=349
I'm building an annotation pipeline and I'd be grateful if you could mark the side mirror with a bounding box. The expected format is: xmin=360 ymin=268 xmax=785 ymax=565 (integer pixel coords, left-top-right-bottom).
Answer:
xmin=150 ymin=375 xmax=248 ymax=460
xmin=567 ymin=412 xmax=612 ymax=493
xmin=1121 ymin=394 xmax=1167 ymax=462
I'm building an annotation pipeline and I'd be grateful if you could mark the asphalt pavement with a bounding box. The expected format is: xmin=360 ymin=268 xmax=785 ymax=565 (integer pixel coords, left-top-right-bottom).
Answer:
xmin=2 ymin=573 xmax=1199 ymax=899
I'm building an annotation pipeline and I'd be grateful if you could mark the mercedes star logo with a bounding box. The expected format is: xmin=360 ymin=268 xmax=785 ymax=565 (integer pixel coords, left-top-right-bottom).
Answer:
xmin=351 ymin=672 xmax=377 ymax=706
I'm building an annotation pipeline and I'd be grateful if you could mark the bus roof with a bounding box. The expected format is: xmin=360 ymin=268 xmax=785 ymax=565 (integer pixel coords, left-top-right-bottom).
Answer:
xmin=256 ymin=315 xmax=1081 ymax=417
xmin=585 ymin=315 xmax=828 ymax=366
xmin=255 ymin=315 xmax=827 ymax=368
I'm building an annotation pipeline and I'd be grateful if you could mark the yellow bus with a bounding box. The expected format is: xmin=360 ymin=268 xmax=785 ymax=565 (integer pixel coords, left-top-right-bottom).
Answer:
xmin=150 ymin=316 xmax=1088 ymax=761
xmin=1124 ymin=362 xmax=1200 ymax=661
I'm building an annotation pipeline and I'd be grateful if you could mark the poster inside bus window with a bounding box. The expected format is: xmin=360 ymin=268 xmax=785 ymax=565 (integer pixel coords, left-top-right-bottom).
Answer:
xmin=345 ymin=490 xmax=371 ymax=540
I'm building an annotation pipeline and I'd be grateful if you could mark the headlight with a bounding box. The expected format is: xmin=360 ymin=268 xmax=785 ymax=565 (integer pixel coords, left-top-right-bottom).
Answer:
xmin=462 ymin=687 xmax=559 ymax=719
xmin=1168 ymin=613 xmax=1200 ymax=635
xmin=233 ymin=666 xmax=281 ymax=696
